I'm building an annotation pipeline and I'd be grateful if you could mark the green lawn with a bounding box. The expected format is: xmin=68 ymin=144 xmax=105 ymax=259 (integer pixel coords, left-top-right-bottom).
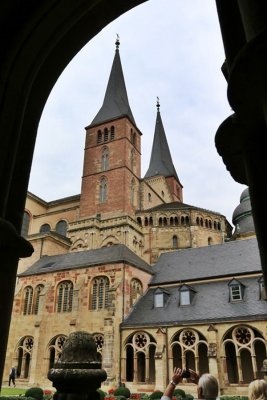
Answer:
xmin=0 ymin=388 xmax=26 ymax=396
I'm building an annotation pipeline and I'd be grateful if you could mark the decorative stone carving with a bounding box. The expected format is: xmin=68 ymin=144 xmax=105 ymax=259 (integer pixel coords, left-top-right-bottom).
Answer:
xmin=208 ymin=342 xmax=217 ymax=357
xmin=48 ymin=331 xmax=107 ymax=400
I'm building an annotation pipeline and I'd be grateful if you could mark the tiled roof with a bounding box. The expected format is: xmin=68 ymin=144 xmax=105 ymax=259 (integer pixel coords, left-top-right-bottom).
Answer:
xmin=151 ymin=237 xmax=260 ymax=285
xmin=19 ymin=244 xmax=153 ymax=276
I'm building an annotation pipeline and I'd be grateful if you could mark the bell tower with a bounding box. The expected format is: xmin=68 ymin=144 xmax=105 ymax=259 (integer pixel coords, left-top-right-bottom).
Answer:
xmin=80 ymin=38 xmax=142 ymax=219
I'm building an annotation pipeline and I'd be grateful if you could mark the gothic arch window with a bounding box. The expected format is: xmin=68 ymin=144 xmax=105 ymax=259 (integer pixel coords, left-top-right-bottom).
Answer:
xmin=159 ymin=217 xmax=163 ymax=226
xmin=223 ymin=325 xmax=267 ymax=383
xmin=181 ymin=216 xmax=185 ymax=225
xmin=217 ymin=222 xmax=221 ymax=230
xmin=40 ymin=223 xmax=51 ymax=233
xmin=130 ymin=129 xmax=136 ymax=145
xmin=148 ymin=192 xmax=151 ymax=202
xmin=48 ymin=335 xmax=67 ymax=370
xmin=104 ymin=128 xmax=108 ymax=142
xmin=33 ymin=284 xmax=44 ymax=315
xmin=172 ymin=235 xmax=178 ymax=248
xmin=130 ymin=278 xmax=143 ymax=307
xmin=56 ymin=281 xmax=73 ymax=313
xmin=124 ymin=331 xmax=156 ymax=383
xmin=144 ymin=217 xmax=149 ymax=226
xmin=131 ymin=178 xmax=135 ymax=205
xmin=101 ymin=147 xmax=109 ymax=171
xmin=16 ymin=336 xmax=34 ymax=379
xmin=21 ymin=211 xmax=30 ymax=237
xmin=214 ymin=221 xmax=217 ymax=229
xmin=149 ymin=216 xmax=153 ymax=226
xmin=163 ymin=217 xmax=168 ymax=226
xmin=200 ymin=218 xmax=203 ymax=227
xmin=172 ymin=329 xmax=209 ymax=376
xmin=174 ymin=216 xmax=179 ymax=226
xmin=56 ymin=220 xmax=67 ymax=236
xmin=209 ymin=220 xmax=212 ymax=228
xmin=90 ymin=276 xmax=110 ymax=310
xmin=110 ymin=126 xmax=115 ymax=140
xmin=97 ymin=130 xmax=102 ymax=144
xmin=99 ymin=177 xmax=107 ymax=203
xmin=170 ymin=217 xmax=174 ymax=226
xmin=23 ymin=286 xmax=33 ymax=315
xmin=196 ymin=217 xmax=200 ymax=226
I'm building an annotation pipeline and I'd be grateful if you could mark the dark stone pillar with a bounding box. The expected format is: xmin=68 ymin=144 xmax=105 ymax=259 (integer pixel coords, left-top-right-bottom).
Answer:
xmin=48 ymin=331 xmax=107 ymax=400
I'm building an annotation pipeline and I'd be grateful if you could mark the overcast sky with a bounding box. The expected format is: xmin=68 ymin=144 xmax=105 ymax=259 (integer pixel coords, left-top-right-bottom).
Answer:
xmin=28 ymin=0 xmax=246 ymax=225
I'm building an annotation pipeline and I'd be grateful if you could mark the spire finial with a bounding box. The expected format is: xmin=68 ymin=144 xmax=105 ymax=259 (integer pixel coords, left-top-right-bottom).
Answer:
xmin=156 ymin=96 xmax=160 ymax=112
xmin=115 ymin=34 xmax=120 ymax=50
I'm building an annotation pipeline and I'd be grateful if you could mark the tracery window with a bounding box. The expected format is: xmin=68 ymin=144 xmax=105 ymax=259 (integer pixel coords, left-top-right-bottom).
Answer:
xmin=48 ymin=335 xmax=67 ymax=370
xmin=223 ymin=325 xmax=266 ymax=383
xmin=130 ymin=278 xmax=143 ymax=307
xmin=102 ymin=147 xmax=109 ymax=171
xmin=99 ymin=177 xmax=107 ymax=203
xmin=23 ymin=286 xmax=33 ymax=315
xmin=16 ymin=336 xmax=34 ymax=379
xmin=56 ymin=220 xmax=67 ymax=236
xmin=93 ymin=333 xmax=104 ymax=364
xmin=56 ymin=281 xmax=73 ymax=313
xmin=172 ymin=329 xmax=209 ymax=376
xmin=33 ymin=284 xmax=44 ymax=315
xmin=90 ymin=276 xmax=110 ymax=310
xmin=125 ymin=331 xmax=156 ymax=383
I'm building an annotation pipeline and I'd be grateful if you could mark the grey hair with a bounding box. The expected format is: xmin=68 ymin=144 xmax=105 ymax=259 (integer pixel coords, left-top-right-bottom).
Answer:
xmin=248 ymin=379 xmax=267 ymax=400
xmin=198 ymin=373 xmax=219 ymax=399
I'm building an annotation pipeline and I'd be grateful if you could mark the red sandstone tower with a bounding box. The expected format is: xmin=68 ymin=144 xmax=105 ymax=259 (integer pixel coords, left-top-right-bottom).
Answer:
xmin=80 ymin=37 xmax=142 ymax=219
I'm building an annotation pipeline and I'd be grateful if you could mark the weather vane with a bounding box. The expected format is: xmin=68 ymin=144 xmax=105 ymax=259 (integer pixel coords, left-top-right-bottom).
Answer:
xmin=115 ymin=33 xmax=120 ymax=49
xmin=156 ymin=96 xmax=160 ymax=111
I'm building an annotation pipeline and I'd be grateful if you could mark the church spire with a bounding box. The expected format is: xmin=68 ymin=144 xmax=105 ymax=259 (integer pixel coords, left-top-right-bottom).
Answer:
xmin=89 ymin=36 xmax=136 ymax=127
xmin=144 ymin=99 xmax=180 ymax=183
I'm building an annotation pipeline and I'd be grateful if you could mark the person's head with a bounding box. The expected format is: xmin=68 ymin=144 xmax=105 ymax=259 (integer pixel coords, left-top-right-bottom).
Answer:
xmin=249 ymin=380 xmax=267 ymax=400
xmin=198 ymin=373 xmax=219 ymax=400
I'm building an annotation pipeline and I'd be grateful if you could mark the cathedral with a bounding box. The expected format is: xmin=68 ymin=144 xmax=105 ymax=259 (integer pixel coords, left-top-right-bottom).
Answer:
xmin=4 ymin=39 xmax=267 ymax=396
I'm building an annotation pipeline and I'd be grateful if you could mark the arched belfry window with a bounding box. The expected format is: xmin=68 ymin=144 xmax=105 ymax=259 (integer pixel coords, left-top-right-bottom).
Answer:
xmin=97 ymin=130 xmax=102 ymax=144
xmin=90 ymin=276 xmax=110 ymax=310
xmin=23 ymin=286 xmax=33 ymax=315
xmin=56 ymin=281 xmax=73 ymax=313
xmin=104 ymin=128 xmax=108 ymax=142
xmin=102 ymin=147 xmax=109 ymax=171
xmin=99 ymin=177 xmax=107 ymax=203
xmin=110 ymin=126 xmax=115 ymax=140
xmin=56 ymin=220 xmax=67 ymax=236
xmin=21 ymin=211 xmax=30 ymax=237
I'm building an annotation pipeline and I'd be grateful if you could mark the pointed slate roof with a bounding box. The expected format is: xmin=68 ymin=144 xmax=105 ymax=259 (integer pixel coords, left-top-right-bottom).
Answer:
xmin=89 ymin=37 xmax=136 ymax=127
xmin=144 ymin=100 xmax=180 ymax=182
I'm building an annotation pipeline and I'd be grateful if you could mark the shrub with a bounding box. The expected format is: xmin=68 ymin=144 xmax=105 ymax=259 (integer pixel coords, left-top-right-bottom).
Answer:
xmin=0 ymin=398 xmax=35 ymax=400
xmin=97 ymin=389 xmax=107 ymax=400
xmin=184 ymin=395 xmax=194 ymax=400
xmin=114 ymin=387 xmax=131 ymax=398
xmin=173 ymin=389 xmax=186 ymax=399
xmin=149 ymin=391 xmax=163 ymax=400
xmin=25 ymin=387 xmax=44 ymax=400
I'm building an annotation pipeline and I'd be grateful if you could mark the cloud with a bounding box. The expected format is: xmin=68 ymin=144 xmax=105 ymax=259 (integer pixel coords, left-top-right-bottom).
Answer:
xmin=29 ymin=0 xmax=245 ymax=224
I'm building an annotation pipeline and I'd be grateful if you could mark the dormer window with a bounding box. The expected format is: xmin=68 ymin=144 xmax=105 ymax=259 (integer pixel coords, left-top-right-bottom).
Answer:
xmin=228 ymin=279 xmax=245 ymax=302
xmin=259 ymin=276 xmax=267 ymax=300
xmin=154 ymin=287 xmax=169 ymax=308
xmin=179 ymin=284 xmax=196 ymax=306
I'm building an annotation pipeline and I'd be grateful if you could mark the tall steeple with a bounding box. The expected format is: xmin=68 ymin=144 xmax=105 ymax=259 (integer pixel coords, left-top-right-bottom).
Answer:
xmin=145 ymin=98 xmax=180 ymax=183
xmin=89 ymin=35 xmax=136 ymax=127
